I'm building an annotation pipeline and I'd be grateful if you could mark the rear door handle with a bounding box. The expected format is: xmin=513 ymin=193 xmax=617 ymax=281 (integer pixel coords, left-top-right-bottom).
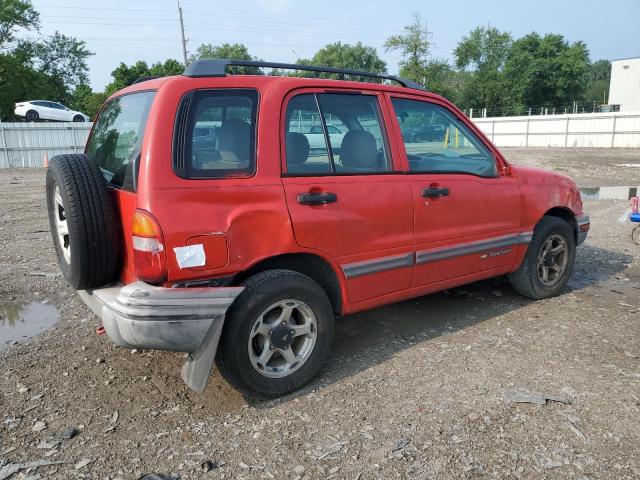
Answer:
xmin=296 ymin=192 xmax=338 ymax=205
xmin=422 ymin=187 xmax=449 ymax=198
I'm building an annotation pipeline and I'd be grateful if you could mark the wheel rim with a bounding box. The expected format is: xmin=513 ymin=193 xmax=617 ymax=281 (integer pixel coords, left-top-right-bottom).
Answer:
xmin=536 ymin=233 xmax=568 ymax=286
xmin=248 ymin=299 xmax=318 ymax=378
xmin=53 ymin=185 xmax=71 ymax=264
xmin=27 ymin=111 xmax=37 ymax=121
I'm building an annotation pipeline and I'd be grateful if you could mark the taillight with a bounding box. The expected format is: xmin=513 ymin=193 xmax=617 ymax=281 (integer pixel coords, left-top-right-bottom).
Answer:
xmin=132 ymin=209 xmax=166 ymax=283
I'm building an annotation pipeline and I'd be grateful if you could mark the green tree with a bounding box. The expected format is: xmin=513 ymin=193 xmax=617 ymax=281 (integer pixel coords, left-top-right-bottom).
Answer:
xmin=296 ymin=41 xmax=386 ymax=80
xmin=384 ymin=14 xmax=430 ymax=84
xmin=501 ymin=33 xmax=590 ymax=113
xmin=0 ymin=0 xmax=39 ymax=47
xmin=149 ymin=58 xmax=184 ymax=77
xmin=454 ymin=26 xmax=512 ymax=112
xmin=422 ymin=60 xmax=463 ymax=103
xmin=21 ymin=32 xmax=93 ymax=91
xmin=189 ymin=43 xmax=262 ymax=74
xmin=583 ymin=59 xmax=611 ymax=106
xmin=0 ymin=53 xmax=63 ymax=119
xmin=69 ymin=83 xmax=107 ymax=120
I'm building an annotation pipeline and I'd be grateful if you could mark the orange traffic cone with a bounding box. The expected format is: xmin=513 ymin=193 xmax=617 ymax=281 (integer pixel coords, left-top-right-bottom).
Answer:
xmin=43 ymin=153 xmax=49 ymax=168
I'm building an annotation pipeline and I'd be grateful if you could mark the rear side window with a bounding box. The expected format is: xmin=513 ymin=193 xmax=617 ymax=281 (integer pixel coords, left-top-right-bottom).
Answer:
xmin=285 ymin=93 xmax=390 ymax=175
xmin=86 ymin=91 xmax=155 ymax=191
xmin=174 ymin=89 xmax=258 ymax=179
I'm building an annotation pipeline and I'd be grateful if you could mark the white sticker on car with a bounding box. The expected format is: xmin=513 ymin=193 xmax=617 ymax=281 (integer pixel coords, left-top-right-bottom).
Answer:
xmin=174 ymin=244 xmax=206 ymax=269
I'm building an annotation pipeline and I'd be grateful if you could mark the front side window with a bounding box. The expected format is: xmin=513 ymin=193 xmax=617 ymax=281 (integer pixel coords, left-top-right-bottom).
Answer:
xmin=86 ymin=91 xmax=155 ymax=191
xmin=391 ymin=98 xmax=496 ymax=177
xmin=176 ymin=89 xmax=258 ymax=179
xmin=285 ymin=93 xmax=390 ymax=175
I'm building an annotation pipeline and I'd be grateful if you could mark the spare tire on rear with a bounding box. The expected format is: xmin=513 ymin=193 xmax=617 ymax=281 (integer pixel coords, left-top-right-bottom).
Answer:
xmin=46 ymin=154 xmax=119 ymax=290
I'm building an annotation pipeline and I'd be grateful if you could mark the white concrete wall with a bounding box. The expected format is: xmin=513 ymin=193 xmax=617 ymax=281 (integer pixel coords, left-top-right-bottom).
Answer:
xmin=472 ymin=112 xmax=640 ymax=148
xmin=609 ymin=58 xmax=640 ymax=112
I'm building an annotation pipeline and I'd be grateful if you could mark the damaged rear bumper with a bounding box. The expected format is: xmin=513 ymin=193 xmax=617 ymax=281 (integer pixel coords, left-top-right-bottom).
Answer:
xmin=79 ymin=281 xmax=243 ymax=392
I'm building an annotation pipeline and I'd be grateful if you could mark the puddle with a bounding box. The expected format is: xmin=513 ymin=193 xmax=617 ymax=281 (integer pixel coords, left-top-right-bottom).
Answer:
xmin=580 ymin=186 xmax=638 ymax=201
xmin=0 ymin=302 xmax=59 ymax=351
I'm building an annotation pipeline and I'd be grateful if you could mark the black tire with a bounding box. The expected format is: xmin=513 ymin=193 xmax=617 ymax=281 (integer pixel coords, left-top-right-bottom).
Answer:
xmin=509 ymin=216 xmax=576 ymax=299
xmin=26 ymin=110 xmax=39 ymax=122
xmin=46 ymin=154 xmax=119 ymax=290
xmin=73 ymin=115 xmax=85 ymax=122
xmin=217 ymin=270 xmax=334 ymax=399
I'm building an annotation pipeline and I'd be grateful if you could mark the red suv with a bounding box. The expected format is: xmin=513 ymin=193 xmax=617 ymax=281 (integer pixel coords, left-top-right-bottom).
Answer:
xmin=46 ymin=60 xmax=590 ymax=398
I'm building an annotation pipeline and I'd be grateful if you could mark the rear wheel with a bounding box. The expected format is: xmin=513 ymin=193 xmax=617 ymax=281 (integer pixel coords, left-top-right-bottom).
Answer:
xmin=26 ymin=110 xmax=39 ymax=122
xmin=73 ymin=115 xmax=85 ymax=122
xmin=46 ymin=154 xmax=119 ymax=289
xmin=217 ymin=270 xmax=334 ymax=398
xmin=509 ymin=216 xmax=576 ymax=299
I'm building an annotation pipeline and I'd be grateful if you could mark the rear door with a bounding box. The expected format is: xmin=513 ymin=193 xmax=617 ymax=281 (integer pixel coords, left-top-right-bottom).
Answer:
xmin=387 ymin=94 xmax=523 ymax=287
xmin=281 ymin=89 xmax=414 ymax=304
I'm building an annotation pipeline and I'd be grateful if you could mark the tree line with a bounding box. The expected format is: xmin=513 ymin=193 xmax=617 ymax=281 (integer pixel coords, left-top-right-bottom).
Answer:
xmin=0 ymin=3 xmax=611 ymax=120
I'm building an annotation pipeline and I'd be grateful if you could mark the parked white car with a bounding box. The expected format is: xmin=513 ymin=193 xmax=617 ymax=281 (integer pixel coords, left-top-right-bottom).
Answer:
xmin=14 ymin=100 xmax=90 ymax=122
xmin=305 ymin=124 xmax=345 ymax=150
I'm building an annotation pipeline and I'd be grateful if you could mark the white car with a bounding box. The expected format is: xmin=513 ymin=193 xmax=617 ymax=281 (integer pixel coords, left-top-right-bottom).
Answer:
xmin=305 ymin=124 xmax=345 ymax=150
xmin=14 ymin=100 xmax=90 ymax=122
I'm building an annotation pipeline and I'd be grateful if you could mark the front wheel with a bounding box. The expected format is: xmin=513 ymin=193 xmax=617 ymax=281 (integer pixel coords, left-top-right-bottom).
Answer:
xmin=216 ymin=270 xmax=334 ymax=399
xmin=509 ymin=216 xmax=576 ymax=299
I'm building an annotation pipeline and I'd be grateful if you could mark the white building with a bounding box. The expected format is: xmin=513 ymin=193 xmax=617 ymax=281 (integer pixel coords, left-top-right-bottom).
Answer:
xmin=608 ymin=57 xmax=640 ymax=112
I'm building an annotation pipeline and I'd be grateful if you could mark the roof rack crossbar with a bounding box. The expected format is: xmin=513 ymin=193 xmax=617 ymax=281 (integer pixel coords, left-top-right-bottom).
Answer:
xmin=183 ymin=59 xmax=426 ymax=90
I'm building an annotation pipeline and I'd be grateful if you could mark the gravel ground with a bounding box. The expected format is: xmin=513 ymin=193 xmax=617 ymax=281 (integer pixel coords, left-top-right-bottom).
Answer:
xmin=1 ymin=149 xmax=639 ymax=480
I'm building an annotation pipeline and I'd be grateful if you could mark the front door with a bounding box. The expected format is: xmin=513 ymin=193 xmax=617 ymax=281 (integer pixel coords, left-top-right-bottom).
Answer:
xmin=281 ymin=90 xmax=414 ymax=303
xmin=387 ymin=95 xmax=523 ymax=287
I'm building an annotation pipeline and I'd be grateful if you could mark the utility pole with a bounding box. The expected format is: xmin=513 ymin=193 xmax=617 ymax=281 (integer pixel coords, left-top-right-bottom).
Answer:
xmin=178 ymin=1 xmax=188 ymax=66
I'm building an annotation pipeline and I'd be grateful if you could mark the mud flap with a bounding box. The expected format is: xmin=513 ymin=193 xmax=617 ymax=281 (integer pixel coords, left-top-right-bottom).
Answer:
xmin=181 ymin=315 xmax=225 ymax=392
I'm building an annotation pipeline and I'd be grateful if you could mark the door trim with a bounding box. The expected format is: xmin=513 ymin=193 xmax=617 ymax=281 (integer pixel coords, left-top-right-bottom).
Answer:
xmin=339 ymin=231 xmax=533 ymax=279
xmin=415 ymin=232 xmax=532 ymax=265
xmin=342 ymin=252 xmax=414 ymax=279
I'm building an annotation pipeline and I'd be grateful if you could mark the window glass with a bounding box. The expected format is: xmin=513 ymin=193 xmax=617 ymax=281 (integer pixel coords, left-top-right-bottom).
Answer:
xmin=391 ymin=98 xmax=496 ymax=177
xmin=285 ymin=93 xmax=390 ymax=175
xmin=285 ymin=94 xmax=332 ymax=174
xmin=86 ymin=91 xmax=155 ymax=191
xmin=182 ymin=90 xmax=258 ymax=178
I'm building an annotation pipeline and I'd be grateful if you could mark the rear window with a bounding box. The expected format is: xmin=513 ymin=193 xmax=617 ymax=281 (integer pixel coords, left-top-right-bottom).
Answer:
xmin=86 ymin=91 xmax=155 ymax=191
xmin=173 ymin=89 xmax=258 ymax=179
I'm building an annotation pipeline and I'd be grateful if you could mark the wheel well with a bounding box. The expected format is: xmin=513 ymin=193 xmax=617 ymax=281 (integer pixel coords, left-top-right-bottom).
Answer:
xmin=232 ymin=253 xmax=343 ymax=315
xmin=543 ymin=207 xmax=577 ymax=240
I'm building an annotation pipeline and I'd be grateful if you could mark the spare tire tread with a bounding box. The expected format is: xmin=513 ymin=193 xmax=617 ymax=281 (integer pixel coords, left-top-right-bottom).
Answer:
xmin=46 ymin=154 xmax=118 ymax=289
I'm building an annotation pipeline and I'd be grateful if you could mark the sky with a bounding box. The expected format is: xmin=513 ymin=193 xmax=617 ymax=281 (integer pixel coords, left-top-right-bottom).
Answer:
xmin=28 ymin=0 xmax=640 ymax=91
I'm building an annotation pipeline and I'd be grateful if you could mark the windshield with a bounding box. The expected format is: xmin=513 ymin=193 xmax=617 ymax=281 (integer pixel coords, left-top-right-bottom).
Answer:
xmin=86 ymin=91 xmax=155 ymax=191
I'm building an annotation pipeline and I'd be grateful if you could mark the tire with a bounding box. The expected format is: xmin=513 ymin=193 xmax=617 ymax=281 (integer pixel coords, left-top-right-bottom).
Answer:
xmin=26 ymin=110 xmax=39 ymax=122
xmin=509 ymin=216 xmax=576 ymax=299
xmin=46 ymin=154 xmax=119 ymax=290
xmin=73 ymin=115 xmax=85 ymax=122
xmin=217 ymin=269 xmax=334 ymax=399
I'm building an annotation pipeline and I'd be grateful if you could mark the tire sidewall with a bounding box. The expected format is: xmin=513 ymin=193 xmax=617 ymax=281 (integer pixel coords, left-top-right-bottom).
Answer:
xmin=46 ymin=166 xmax=76 ymax=282
xmin=26 ymin=110 xmax=38 ymax=122
xmin=525 ymin=218 xmax=576 ymax=298
xmin=219 ymin=272 xmax=334 ymax=398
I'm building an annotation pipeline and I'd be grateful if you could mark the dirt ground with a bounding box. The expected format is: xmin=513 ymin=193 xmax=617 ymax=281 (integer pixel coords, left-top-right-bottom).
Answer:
xmin=1 ymin=148 xmax=639 ymax=480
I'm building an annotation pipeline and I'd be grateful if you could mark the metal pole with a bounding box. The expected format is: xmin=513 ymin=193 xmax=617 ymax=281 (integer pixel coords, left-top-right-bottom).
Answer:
xmin=564 ymin=117 xmax=570 ymax=148
xmin=525 ymin=118 xmax=530 ymax=147
xmin=178 ymin=2 xmax=189 ymax=66
xmin=611 ymin=114 xmax=617 ymax=148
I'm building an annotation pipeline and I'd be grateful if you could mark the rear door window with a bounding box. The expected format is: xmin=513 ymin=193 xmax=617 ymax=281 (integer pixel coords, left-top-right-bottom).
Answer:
xmin=86 ymin=91 xmax=155 ymax=191
xmin=174 ymin=89 xmax=258 ymax=179
xmin=285 ymin=93 xmax=391 ymax=175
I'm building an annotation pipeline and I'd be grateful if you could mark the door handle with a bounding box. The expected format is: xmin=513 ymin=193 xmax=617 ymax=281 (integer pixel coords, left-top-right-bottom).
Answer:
xmin=296 ymin=192 xmax=338 ymax=205
xmin=422 ymin=187 xmax=449 ymax=198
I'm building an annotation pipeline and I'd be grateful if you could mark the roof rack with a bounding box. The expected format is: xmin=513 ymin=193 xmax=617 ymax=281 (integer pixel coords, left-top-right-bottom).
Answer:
xmin=131 ymin=76 xmax=160 ymax=85
xmin=183 ymin=59 xmax=426 ymax=90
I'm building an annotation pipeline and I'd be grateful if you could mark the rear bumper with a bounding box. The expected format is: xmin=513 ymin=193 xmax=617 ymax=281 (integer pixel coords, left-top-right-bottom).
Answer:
xmin=79 ymin=281 xmax=244 ymax=392
xmin=576 ymin=214 xmax=590 ymax=245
